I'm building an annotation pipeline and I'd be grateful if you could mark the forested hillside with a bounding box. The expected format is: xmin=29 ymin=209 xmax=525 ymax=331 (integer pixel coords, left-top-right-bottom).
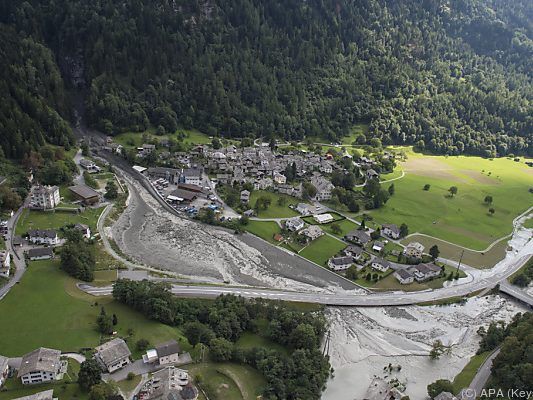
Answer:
xmin=0 ymin=26 xmax=73 ymax=158
xmin=0 ymin=0 xmax=531 ymax=157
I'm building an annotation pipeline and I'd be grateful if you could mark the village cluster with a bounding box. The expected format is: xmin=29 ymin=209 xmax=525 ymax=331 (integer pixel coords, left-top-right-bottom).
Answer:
xmin=88 ymin=136 xmax=450 ymax=288
xmin=0 ymin=338 xmax=198 ymax=400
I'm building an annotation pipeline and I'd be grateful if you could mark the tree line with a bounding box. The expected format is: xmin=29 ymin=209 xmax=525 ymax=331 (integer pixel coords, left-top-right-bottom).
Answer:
xmin=0 ymin=0 xmax=531 ymax=160
xmin=112 ymin=279 xmax=331 ymax=399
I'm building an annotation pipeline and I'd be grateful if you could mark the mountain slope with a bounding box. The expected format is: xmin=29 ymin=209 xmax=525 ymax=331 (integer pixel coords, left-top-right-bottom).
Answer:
xmin=0 ymin=0 xmax=531 ymax=157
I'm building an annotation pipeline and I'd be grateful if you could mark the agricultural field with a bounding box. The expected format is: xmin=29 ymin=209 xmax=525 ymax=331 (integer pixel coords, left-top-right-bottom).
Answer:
xmin=299 ymin=235 xmax=346 ymax=266
xmin=15 ymin=207 xmax=105 ymax=236
xmin=400 ymin=234 xmax=508 ymax=269
xmin=368 ymin=148 xmax=532 ymax=250
xmin=247 ymin=190 xmax=299 ymax=218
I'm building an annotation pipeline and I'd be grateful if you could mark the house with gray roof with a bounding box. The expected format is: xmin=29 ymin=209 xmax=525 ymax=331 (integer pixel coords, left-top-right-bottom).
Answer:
xmin=345 ymin=229 xmax=371 ymax=246
xmin=12 ymin=390 xmax=57 ymax=400
xmin=328 ymin=256 xmax=354 ymax=271
xmin=155 ymin=340 xmax=181 ymax=366
xmin=27 ymin=247 xmax=54 ymax=261
xmin=382 ymin=223 xmax=401 ymax=239
xmin=27 ymin=230 xmax=59 ymax=246
xmin=18 ymin=348 xmax=62 ymax=385
xmin=371 ymin=257 xmax=391 ymax=272
xmin=394 ymin=269 xmax=414 ymax=285
xmin=94 ymin=338 xmax=131 ymax=373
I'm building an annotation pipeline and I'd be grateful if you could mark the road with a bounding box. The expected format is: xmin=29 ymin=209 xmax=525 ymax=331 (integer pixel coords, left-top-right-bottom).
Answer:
xmin=499 ymin=280 xmax=533 ymax=307
xmin=460 ymin=348 xmax=501 ymax=400
xmin=0 ymin=203 xmax=27 ymax=301
xmin=78 ymin=250 xmax=532 ymax=306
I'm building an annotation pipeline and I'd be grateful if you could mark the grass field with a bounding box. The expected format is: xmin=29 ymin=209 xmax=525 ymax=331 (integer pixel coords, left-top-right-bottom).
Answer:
xmin=0 ymin=260 xmax=186 ymax=358
xmin=248 ymin=190 xmax=299 ymax=218
xmin=368 ymin=148 xmax=532 ymax=250
xmin=235 ymin=332 xmax=287 ymax=355
xmin=15 ymin=207 xmax=105 ymax=236
xmin=114 ymin=128 xmax=212 ymax=149
xmin=186 ymin=362 xmax=266 ymax=400
xmin=340 ymin=123 xmax=370 ymax=145
xmin=244 ymin=221 xmax=281 ymax=244
xmin=400 ymin=234 xmax=508 ymax=269
xmin=320 ymin=219 xmax=358 ymax=237
xmin=524 ymin=218 xmax=533 ymax=229
xmin=299 ymin=235 xmax=346 ymax=266
xmin=452 ymin=351 xmax=491 ymax=394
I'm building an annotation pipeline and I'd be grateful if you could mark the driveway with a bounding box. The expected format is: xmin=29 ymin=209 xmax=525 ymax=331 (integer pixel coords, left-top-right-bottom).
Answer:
xmin=103 ymin=353 xmax=192 ymax=382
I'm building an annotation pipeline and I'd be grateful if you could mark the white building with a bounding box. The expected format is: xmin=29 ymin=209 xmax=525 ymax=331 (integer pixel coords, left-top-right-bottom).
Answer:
xmin=74 ymin=224 xmax=91 ymax=239
xmin=181 ymin=168 xmax=202 ymax=186
xmin=155 ymin=340 xmax=181 ymax=366
xmin=409 ymin=263 xmax=442 ymax=282
xmin=295 ymin=203 xmax=315 ymax=216
xmin=79 ymin=159 xmax=100 ymax=173
xmin=382 ymin=223 xmax=401 ymax=239
xmin=310 ymin=175 xmax=334 ymax=201
xmin=285 ymin=217 xmax=305 ymax=232
xmin=18 ymin=348 xmax=62 ymax=385
xmin=328 ymin=256 xmax=353 ymax=271
xmin=371 ymin=257 xmax=391 ymax=272
xmin=27 ymin=230 xmax=59 ymax=246
xmin=0 ymin=251 xmax=11 ymax=278
xmin=273 ymin=172 xmax=287 ymax=184
xmin=394 ymin=269 xmax=414 ymax=285
xmin=31 ymin=186 xmax=60 ymax=210
xmin=299 ymin=225 xmax=324 ymax=241
xmin=94 ymin=338 xmax=131 ymax=373
xmin=403 ymin=242 xmax=425 ymax=259
xmin=313 ymin=213 xmax=334 ymax=224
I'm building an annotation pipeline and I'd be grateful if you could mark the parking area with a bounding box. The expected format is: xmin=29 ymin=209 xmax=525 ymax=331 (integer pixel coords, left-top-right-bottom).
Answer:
xmin=148 ymin=176 xmax=230 ymax=219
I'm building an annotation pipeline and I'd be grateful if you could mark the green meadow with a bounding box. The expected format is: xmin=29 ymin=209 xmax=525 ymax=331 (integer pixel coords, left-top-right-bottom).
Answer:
xmin=369 ymin=149 xmax=532 ymax=250
xmin=247 ymin=190 xmax=299 ymax=218
xmin=0 ymin=260 xmax=186 ymax=358
xmin=15 ymin=207 xmax=105 ymax=236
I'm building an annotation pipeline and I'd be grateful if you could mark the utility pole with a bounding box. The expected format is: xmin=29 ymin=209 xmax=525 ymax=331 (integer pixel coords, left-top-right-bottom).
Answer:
xmin=456 ymin=249 xmax=465 ymax=274
xmin=322 ymin=330 xmax=331 ymax=357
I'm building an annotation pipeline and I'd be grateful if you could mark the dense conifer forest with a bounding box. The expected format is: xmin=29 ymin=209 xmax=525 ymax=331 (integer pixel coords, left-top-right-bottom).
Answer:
xmin=0 ymin=0 xmax=531 ymax=158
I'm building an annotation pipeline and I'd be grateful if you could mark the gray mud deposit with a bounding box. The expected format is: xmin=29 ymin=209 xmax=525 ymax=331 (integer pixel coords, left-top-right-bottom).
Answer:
xmin=111 ymin=176 xmax=360 ymax=291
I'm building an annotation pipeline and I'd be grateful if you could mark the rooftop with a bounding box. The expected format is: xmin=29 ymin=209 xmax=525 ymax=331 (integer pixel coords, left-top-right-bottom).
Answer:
xmin=95 ymin=338 xmax=131 ymax=366
xmin=18 ymin=347 xmax=61 ymax=377
xmin=155 ymin=340 xmax=181 ymax=357
xmin=12 ymin=390 xmax=55 ymax=400
xmin=68 ymin=184 xmax=100 ymax=199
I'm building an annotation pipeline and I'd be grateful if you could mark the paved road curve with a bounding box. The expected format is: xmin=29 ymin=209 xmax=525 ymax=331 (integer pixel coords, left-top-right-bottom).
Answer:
xmin=78 ymin=252 xmax=531 ymax=306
